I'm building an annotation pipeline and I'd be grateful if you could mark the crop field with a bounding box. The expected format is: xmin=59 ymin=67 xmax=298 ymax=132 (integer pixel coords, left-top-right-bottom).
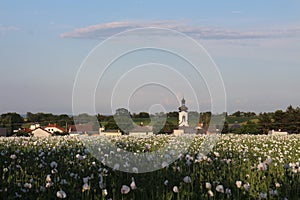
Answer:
xmin=0 ymin=134 xmax=299 ymax=200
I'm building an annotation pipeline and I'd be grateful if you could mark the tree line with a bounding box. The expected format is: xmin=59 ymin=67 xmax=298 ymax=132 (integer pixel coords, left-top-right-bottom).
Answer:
xmin=223 ymin=105 xmax=300 ymax=134
xmin=0 ymin=105 xmax=299 ymax=136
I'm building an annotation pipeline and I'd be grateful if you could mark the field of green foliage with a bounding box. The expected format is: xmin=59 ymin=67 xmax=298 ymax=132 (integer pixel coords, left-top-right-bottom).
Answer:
xmin=0 ymin=134 xmax=299 ymax=199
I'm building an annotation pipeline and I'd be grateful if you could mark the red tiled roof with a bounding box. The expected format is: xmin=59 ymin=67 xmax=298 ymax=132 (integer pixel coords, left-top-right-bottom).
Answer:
xmin=23 ymin=128 xmax=32 ymax=133
xmin=45 ymin=124 xmax=65 ymax=132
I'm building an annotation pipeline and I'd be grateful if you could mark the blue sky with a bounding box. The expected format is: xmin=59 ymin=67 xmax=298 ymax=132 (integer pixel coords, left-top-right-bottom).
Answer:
xmin=0 ymin=1 xmax=300 ymax=114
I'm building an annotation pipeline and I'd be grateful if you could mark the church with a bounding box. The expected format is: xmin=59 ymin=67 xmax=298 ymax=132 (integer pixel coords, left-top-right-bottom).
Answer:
xmin=178 ymin=98 xmax=189 ymax=127
xmin=174 ymin=98 xmax=199 ymax=135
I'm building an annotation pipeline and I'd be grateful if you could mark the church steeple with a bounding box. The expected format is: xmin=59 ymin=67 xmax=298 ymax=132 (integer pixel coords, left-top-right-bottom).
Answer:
xmin=182 ymin=98 xmax=185 ymax=105
xmin=179 ymin=98 xmax=188 ymax=112
xmin=178 ymin=98 xmax=189 ymax=127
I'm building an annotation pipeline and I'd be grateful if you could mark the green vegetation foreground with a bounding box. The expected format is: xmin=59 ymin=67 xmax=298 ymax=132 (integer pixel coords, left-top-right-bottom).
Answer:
xmin=0 ymin=134 xmax=299 ymax=199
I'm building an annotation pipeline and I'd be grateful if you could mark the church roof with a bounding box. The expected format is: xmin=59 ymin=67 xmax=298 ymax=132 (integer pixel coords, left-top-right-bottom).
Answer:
xmin=179 ymin=105 xmax=188 ymax=111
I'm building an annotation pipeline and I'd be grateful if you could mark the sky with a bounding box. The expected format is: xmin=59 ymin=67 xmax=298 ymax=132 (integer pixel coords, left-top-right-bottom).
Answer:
xmin=0 ymin=0 xmax=300 ymax=115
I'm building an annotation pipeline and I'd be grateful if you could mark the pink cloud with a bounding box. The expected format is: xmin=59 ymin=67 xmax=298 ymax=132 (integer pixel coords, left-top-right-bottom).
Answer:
xmin=60 ymin=20 xmax=300 ymax=40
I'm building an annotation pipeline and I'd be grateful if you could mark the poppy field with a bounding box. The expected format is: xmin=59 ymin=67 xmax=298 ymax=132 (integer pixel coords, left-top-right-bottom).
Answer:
xmin=0 ymin=134 xmax=299 ymax=199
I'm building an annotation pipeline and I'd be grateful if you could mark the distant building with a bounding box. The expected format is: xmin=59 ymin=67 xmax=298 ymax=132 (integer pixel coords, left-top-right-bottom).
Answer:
xmin=102 ymin=129 xmax=122 ymax=136
xmin=98 ymin=127 xmax=105 ymax=134
xmin=21 ymin=128 xmax=33 ymax=134
xmin=0 ymin=128 xmax=7 ymax=137
xmin=173 ymin=98 xmax=197 ymax=135
xmin=173 ymin=129 xmax=184 ymax=136
xmin=68 ymin=124 xmax=93 ymax=134
xmin=45 ymin=124 xmax=65 ymax=133
xmin=268 ymin=130 xmax=288 ymax=135
xmin=178 ymin=98 xmax=189 ymax=127
xmin=179 ymin=126 xmax=197 ymax=134
xmin=29 ymin=123 xmax=40 ymax=130
xmin=129 ymin=125 xmax=153 ymax=137
xmin=31 ymin=127 xmax=52 ymax=137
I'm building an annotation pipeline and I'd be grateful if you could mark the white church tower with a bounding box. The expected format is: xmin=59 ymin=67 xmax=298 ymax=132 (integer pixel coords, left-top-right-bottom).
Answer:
xmin=178 ymin=98 xmax=189 ymax=127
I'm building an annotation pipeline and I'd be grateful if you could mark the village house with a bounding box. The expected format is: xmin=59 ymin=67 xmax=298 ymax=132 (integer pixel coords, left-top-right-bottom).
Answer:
xmin=101 ymin=129 xmax=122 ymax=136
xmin=268 ymin=129 xmax=288 ymax=135
xmin=45 ymin=123 xmax=65 ymax=133
xmin=68 ymin=124 xmax=93 ymax=134
xmin=29 ymin=123 xmax=40 ymax=130
xmin=129 ymin=125 xmax=153 ymax=137
xmin=31 ymin=127 xmax=52 ymax=137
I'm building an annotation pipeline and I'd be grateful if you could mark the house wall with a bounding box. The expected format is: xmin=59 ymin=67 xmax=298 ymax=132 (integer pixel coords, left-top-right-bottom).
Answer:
xmin=173 ymin=129 xmax=184 ymax=136
xmin=30 ymin=124 xmax=40 ymax=130
xmin=179 ymin=111 xmax=188 ymax=127
xmin=268 ymin=130 xmax=288 ymax=135
xmin=102 ymin=132 xmax=122 ymax=136
xmin=129 ymin=132 xmax=153 ymax=137
xmin=32 ymin=129 xmax=51 ymax=137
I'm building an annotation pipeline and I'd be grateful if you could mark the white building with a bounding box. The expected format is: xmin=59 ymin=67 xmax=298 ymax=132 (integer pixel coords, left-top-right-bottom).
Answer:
xmin=101 ymin=130 xmax=122 ymax=136
xmin=173 ymin=129 xmax=184 ymax=136
xmin=129 ymin=125 xmax=153 ymax=137
xmin=45 ymin=124 xmax=65 ymax=133
xmin=178 ymin=98 xmax=189 ymax=127
xmin=268 ymin=130 xmax=288 ymax=135
xmin=29 ymin=123 xmax=40 ymax=130
xmin=173 ymin=98 xmax=198 ymax=135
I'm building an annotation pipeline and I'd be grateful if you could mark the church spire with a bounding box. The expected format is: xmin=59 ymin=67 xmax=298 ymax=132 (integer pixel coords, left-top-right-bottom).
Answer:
xmin=181 ymin=97 xmax=186 ymax=105
xmin=179 ymin=98 xmax=188 ymax=112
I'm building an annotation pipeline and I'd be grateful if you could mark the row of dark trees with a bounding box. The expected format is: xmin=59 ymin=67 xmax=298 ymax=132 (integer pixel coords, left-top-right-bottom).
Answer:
xmin=1 ymin=105 xmax=299 ymax=136
xmin=257 ymin=105 xmax=300 ymax=134
xmin=0 ymin=112 xmax=75 ymax=136
xmin=26 ymin=112 xmax=74 ymax=127
xmin=225 ymin=105 xmax=300 ymax=134
xmin=101 ymin=108 xmax=178 ymax=134
xmin=103 ymin=109 xmax=224 ymax=134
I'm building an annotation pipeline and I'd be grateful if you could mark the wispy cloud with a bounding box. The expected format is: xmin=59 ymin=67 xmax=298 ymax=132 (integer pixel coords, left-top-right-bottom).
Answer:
xmin=0 ymin=25 xmax=20 ymax=33
xmin=60 ymin=20 xmax=300 ymax=40
xmin=60 ymin=20 xmax=184 ymax=39
xmin=231 ymin=10 xmax=243 ymax=14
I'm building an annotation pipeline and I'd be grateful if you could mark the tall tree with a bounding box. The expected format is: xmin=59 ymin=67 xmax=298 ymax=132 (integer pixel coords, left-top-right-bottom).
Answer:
xmin=258 ymin=112 xmax=272 ymax=134
xmin=221 ymin=121 xmax=229 ymax=134
xmin=105 ymin=118 xmax=119 ymax=131
xmin=114 ymin=108 xmax=134 ymax=133
xmin=199 ymin=112 xmax=211 ymax=130
xmin=273 ymin=110 xmax=285 ymax=131
xmin=0 ymin=113 xmax=23 ymax=136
